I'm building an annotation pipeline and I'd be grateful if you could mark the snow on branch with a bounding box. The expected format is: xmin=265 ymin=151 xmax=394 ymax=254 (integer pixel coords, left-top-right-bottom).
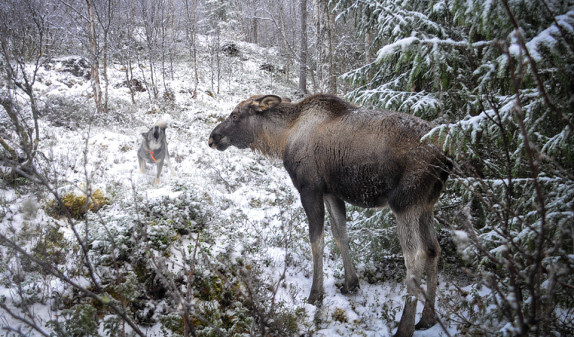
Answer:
xmin=349 ymin=86 xmax=440 ymax=115
xmin=508 ymin=9 xmax=574 ymax=61
xmin=375 ymin=36 xmax=492 ymax=62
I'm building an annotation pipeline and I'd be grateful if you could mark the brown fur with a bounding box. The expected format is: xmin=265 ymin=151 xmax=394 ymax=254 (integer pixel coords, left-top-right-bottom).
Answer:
xmin=209 ymin=94 xmax=451 ymax=337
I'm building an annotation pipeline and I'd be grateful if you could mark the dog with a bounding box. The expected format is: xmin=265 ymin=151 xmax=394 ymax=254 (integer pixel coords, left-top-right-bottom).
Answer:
xmin=137 ymin=121 xmax=175 ymax=186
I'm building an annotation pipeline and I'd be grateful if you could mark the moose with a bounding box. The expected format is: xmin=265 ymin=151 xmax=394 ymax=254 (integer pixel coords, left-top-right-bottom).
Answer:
xmin=208 ymin=94 xmax=451 ymax=337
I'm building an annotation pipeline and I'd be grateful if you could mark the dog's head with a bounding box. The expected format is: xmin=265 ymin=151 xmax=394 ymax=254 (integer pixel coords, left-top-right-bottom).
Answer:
xmin=142 ymin=121 xmax=167 ymax=150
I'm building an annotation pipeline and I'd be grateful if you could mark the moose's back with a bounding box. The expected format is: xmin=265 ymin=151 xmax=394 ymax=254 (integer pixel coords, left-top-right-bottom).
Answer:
xmin=283 ymin=102 xmax=443 ymax=210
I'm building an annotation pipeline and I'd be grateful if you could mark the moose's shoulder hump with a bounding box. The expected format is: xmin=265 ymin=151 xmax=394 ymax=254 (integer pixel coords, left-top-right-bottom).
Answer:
xmin=298 ymin=94 xmax=356 ymax=117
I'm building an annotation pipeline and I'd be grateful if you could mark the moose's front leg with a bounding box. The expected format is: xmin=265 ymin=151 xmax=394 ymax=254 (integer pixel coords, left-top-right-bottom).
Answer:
xmin=324 ymin=194 xmax=359 ymax=294
xmin=300 ymin=188 xmax=325 ymax=304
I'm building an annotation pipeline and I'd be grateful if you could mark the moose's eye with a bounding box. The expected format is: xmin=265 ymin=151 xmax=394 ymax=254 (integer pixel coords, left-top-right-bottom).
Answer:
xmin=231 ymin=113 xmax=238 ymax=121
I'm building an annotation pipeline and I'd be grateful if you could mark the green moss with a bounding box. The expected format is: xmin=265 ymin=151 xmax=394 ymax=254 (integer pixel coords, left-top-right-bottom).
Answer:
xmin=47 ymin=189 xmax=109 ymax=219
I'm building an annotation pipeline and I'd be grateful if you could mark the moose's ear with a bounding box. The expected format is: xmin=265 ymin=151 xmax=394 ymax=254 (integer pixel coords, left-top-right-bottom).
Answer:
xmin=252 ymin=95 xmax=281 ymax=112
xmin=282 ymin=97 xmax=292 ymax=103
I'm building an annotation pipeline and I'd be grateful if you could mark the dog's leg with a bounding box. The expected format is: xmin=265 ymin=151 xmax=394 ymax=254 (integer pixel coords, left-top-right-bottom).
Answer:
xmin=138 ymin=156 xmax=146 ymax=173
xmin=166 ymin=152 xmax=176 ymax=176
xmin=154 ymin=160 xmax=164 ymax=186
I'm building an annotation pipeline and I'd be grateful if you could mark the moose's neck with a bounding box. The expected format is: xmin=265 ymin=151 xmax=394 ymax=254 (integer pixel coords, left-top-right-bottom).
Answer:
xmin=251 ymin=104 xmax=299 ymax=159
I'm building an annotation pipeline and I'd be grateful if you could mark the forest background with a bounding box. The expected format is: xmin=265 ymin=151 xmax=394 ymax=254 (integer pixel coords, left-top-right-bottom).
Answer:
xmin=1 ymin=0 xmax=573 ymax=336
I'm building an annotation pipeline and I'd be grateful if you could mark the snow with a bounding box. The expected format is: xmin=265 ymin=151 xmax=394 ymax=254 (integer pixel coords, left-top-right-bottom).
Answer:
xmin=509 ymin=9 xmax=574 ymax=61
xmin=375 ymin=36 xmax=492 ymax=63
xmin=376 ymin=37 xmax=419 ymax=62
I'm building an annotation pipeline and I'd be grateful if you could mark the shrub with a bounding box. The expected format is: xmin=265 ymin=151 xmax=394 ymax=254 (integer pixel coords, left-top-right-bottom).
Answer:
xmin=46 ymin=304 xmax=99 ymax=337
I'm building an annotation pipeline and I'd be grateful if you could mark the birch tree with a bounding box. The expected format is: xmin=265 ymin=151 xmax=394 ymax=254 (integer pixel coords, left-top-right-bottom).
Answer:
xmin=86 ymin=0 xmax=104 ymax=113
xmin=299 ymin=0 xmax=308 ymax=94
xmin=0 ymin=0 xmax=53 ymax=173
xmin=184 ymin=0 xmax=199 ymax=99
xmin=313 ymin=0 xmax=336 ymax=94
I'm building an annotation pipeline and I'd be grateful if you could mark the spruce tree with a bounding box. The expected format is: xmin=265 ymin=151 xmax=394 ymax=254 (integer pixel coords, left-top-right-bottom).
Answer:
xmin=335 ymin=0 xmax=574 ymax=334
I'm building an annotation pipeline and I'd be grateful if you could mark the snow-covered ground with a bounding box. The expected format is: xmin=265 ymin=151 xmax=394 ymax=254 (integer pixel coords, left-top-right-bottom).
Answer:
xmin=0 ymin=42 xmax=463 ymax=336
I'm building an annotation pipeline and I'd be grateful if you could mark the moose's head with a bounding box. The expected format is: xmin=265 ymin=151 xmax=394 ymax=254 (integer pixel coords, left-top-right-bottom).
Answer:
xmin=208 ymin=95 xmax=282 ymax=151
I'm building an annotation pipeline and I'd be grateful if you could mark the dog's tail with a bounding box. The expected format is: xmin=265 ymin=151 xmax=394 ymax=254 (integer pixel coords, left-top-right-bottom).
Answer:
xmin=155 ymin=120 xmax=168 ymax=128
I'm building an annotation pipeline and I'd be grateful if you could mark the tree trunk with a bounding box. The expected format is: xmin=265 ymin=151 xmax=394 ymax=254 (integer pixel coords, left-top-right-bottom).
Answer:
xmin=279 ymin=12 xmax=290 ymax=82
xmin=86 ymin=0 xmax=103 ymax=113
xmin=184 ymin=0 xmax=199 ymax=99
xmin=192 ymin=0 xmax=199 ymax=99
xmin=364 ymin=31 xmax=372 ymax=82
xmin=102 ymin=0 xmax=112 ymax=114
xmin=313 ymin=0 xmax=322 ymax=90
xmin=252 ymin=17 xmax=258 ymax=44
xmin=326 ymin=3 xmax=336 ymax=94
xmin=365 ymin=31 xmax=371 ymax=64
xmin=127 ymin=0 xmax=136 ymax=104
xmin=315 ymin=0 xmax=336 ymax=94
xmin=142 ymin=0 xmax=158 ymax=100
xmin=298 ymin=0 xmax=308 ymax=94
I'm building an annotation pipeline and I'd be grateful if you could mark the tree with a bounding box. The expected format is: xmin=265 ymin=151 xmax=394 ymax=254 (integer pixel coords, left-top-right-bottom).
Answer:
xmin=109 ymin=0 xmax=138 ymax=104
xmin=184 ymin=0 xmax=199 ymax=98
xmin=314 ymin=0 xmax=336 ymax=93
xmin=0 ymin=0 xmax=50 ymax=174
xmin=335 ymin=0 xmax=574 ymax=334
xmin=93 ymin=0 xmax=114 ymax=113
xmin=299 ymin=0 xmax=308 ymax=94
xmin=140 ymin=0 xmax=159 ymax=100
xmin=86 ymin=0 xmax=104 ymax=113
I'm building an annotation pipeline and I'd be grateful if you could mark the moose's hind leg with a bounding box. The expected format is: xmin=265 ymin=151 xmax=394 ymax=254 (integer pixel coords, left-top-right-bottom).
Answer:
xmin=394 ymin=208 xmax=427 ymax=337
xmin=415 ymin=207 xmax=440 ymax=330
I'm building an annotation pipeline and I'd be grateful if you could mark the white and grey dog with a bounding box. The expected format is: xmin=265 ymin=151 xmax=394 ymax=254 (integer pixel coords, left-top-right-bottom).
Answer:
xmin=137 ymin=121 xmax=175 ymax=186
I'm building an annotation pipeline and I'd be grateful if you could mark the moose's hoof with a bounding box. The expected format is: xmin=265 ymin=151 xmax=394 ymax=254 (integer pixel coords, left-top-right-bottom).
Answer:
xmin=392 ymin=327 xmax=414 ymax=337
xmin=341 ymin=279 xmax=360 ymax=295
xmin=415 ymin=317 xmax=437 ymax=330
xmin=307 ymin=292 xmax=323 ymax=306
xmin=393 ymin=322 xmax=416 ymax=337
